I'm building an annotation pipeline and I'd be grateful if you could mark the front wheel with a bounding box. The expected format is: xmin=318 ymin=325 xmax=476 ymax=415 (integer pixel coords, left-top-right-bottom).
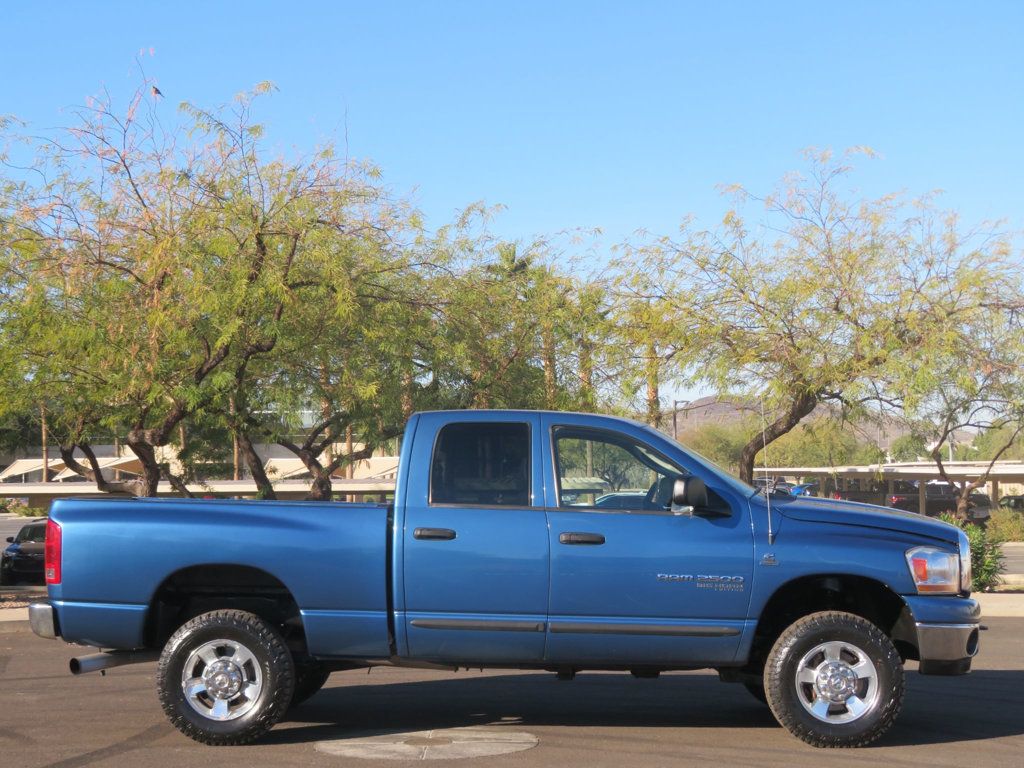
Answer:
xmin=156 ymin=609 xmax=295 ymax=745
xmin=290 ymin=659 xmax=331 ymax=708
xmin=764 ymin=611 xmax=904 ymax=747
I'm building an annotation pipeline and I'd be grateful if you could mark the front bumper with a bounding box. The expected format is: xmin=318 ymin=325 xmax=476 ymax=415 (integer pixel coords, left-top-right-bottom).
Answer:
xmin=916 ymin=622 xmax=979 ymax=675
xmin=899 ymin=595 xmax=980 ymax=675
xmin=29 ymin=602 xmax=59 ymax=640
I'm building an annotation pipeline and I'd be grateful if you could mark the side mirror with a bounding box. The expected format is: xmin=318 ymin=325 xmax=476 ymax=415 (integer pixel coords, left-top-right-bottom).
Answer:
xmin=5 ymin=536 xmax=12 ymax=543
xmin=671 ymin=475 xmax=708 ymax=513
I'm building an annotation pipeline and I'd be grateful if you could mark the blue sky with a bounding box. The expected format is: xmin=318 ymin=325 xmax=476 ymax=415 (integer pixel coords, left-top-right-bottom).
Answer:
xmin=3 ymin=1 xmax=1023 ymax=246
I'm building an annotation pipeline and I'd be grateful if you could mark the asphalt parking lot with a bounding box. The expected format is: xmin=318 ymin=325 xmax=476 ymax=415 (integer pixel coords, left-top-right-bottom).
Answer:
xmin=1 ymin=618 xmax=1022 ymax=768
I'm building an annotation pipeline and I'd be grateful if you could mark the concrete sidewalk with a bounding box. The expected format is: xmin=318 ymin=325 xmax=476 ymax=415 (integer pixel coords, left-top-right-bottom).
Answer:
xmin=0 ymin=607 xmax=27 ymax=623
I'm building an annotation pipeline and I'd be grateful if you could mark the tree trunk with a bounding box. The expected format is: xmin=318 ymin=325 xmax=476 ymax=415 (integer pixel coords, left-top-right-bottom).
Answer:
xmin=306 ymin=468 xmax=333 ymax=502
xmin=40 ymin=404 xmax=50 ymax=482
xmin=645 ymin=340 xmax=660 ymax=427
xmin=229 ymin=396 xmax=240 ymax=481
xmin=955 ymin=490 xmax=971 ymax=521
xmin=401 ymin=369 xmax=415 ymax=419
xmin=579 ymin=334 xmax=594 ymax=411
xmin=542 ymin=324 xmax=557 ymax=409
xmin=739 ymin=390 xmax=818 ymax=484
xmin=60 ymin=443 xmax=145 ymax=496
xmin=125 ymin=436 xmax=163 ymax=496
xmin=237 ymin=431 xmax=276 ymax=499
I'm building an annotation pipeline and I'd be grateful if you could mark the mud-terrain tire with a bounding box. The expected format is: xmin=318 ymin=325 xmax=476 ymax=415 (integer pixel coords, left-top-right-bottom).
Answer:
xmin=156 ymin=609 xmax=295 ymax=745
xmin=764 ymin=610 xmax=904 ymax=747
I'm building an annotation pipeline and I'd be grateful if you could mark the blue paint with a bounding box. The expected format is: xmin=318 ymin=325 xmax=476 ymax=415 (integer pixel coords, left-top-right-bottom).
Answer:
xmin=45 ymin=410 xmax=978 ymax=672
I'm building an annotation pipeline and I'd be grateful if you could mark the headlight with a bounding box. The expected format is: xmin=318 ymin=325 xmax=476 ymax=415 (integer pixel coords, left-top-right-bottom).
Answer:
xmin=905 ymin=546 xmax=960 ymax=594
xmin=958 ymin=530 xmax=972 ymax=593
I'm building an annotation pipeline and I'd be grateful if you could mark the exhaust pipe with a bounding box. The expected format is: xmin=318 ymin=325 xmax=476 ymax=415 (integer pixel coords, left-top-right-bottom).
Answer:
xmin=70 ymin=650 xmax=159 ymax=676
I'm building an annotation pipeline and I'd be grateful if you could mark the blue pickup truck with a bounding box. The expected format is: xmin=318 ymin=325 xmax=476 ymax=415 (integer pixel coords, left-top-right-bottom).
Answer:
xmin=30 ymin=410 xmax=979 ymax=748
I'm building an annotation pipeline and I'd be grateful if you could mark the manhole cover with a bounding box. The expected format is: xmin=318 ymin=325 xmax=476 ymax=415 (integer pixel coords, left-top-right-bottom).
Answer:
xmin=314 ymin=726 xmax=539 ymax=760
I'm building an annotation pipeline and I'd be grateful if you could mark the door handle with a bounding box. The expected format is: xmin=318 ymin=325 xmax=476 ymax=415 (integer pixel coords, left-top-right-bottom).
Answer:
xmin=414 ymin=527 xmax=457 ymax=541
xmin=559 ymin=532 xmax=606 ymax=545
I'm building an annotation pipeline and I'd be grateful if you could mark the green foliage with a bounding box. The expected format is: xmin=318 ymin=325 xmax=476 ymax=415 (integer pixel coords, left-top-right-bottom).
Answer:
xmin=2 ymin=84 xmax=1022 ymax=505
xmin=938 ymin=513 xmax=1005 ymax=592
xmin=679 ymin=416 xmax=884 ymax=477
xmin=678 ymin=421 xmax=752 ymax=475
xmin=890 ymin=434 xmax=928 ymax=462
xmin=614 ymin=150 xmax=1020 ymax=483
xmin=966 ymin=426 xmax=1024 ymax=462
xmin=0 ymin=85 xmax=615 ymax=498
xmin=988 ymin=508 xmax=1024 ymax=544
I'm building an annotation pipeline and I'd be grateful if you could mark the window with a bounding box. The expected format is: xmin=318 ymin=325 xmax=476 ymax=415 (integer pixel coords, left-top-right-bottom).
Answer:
xmin=16 ymin=524 xmax=46 ymax=543
xmin=430 ymin=422 xmax=530 ymax=507
xmin=553 ymin=427 xmax=685 ymax=512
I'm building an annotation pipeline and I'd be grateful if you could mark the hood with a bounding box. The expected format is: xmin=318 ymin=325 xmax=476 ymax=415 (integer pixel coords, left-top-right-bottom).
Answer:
xmin=771 ymin=494 xmax=960 ymax=544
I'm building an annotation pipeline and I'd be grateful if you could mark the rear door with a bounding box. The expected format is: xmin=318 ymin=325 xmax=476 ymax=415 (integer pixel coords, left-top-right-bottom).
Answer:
xmin=399 ymin=412 xmax=549 ymax=663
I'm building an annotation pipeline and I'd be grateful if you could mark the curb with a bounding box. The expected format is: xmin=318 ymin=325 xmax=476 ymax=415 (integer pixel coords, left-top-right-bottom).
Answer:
xmin=0 ymin=607 xmax=27 ymax=624
xmin=976 ymin=592 xmax=1024 ymax=617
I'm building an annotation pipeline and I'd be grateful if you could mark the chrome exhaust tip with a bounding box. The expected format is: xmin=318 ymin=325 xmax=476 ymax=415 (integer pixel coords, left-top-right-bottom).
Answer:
xmin=70 ymin=650 xmax=159 ymax=675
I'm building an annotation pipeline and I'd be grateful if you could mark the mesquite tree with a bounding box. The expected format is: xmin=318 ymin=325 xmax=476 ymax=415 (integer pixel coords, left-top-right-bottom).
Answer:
xmin=616 ymin=151 xmax=1015 ymax=484
xmin=894 ymin=221 xmax=1024 ymax=519
xmin=0 ymin=82 xmax=398 ymax=495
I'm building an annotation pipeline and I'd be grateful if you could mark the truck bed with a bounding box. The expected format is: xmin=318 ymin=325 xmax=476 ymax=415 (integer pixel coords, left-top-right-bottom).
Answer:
xmin=46 ymin=497 xmax=392 ymax=657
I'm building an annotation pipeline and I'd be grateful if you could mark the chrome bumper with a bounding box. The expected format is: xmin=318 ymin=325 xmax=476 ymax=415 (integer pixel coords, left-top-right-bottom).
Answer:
xmin=916 ymin=621 xmax=979 ymax=675
xmin=29 ymin=602 xmax=58 ymax=640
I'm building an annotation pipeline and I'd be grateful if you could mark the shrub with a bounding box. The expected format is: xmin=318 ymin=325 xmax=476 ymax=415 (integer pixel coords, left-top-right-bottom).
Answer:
xmin=939 ymin=513 xmax=1005 ymax=592
xmin=988 ymin=508 xmax=1024 ymax=543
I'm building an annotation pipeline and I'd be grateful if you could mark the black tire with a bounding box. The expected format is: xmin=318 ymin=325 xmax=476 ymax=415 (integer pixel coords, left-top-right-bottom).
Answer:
xmin=743 ymin=682 xmax=768 ymax=705
xmin=290 ymin=660 xmax=331 ymax=707
xmin=157 ymin=609 xmax=295 ymax=745
xmin=764 ymin=611 xmax=904 ymax=748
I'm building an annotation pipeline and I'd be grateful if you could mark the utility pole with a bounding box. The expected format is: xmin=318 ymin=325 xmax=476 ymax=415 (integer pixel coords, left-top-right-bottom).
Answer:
xmin=671 ymin=399 xmax=689 ymax=441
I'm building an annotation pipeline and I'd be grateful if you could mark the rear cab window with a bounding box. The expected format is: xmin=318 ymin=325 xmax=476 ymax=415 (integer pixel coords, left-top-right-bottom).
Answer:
xmin=430 ymin=422 xmax=530 ymax=507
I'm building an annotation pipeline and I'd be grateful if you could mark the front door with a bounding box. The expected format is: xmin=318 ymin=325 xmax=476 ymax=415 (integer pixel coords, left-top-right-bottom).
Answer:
xmin=542 ymin=415 xmax=753 ymax=665
xmin=401 ymin=412 xmax=549 ymax=663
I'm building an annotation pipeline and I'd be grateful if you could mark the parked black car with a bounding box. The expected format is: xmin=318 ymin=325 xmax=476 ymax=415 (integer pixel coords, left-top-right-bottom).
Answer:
xmin=999 ymin=495 xmax=1024 ymax=512
xmin=887 ymin=482 xmax=990 ymax=524
xmin=0 ymin=518 xmax=47 ymax=586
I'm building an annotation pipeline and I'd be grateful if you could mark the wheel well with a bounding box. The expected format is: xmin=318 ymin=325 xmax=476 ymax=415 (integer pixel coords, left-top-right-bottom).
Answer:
xmin=145 ymin=564 xmax=305 ymax=652
xmin=748 ymin=575 xmax=914 ymax=671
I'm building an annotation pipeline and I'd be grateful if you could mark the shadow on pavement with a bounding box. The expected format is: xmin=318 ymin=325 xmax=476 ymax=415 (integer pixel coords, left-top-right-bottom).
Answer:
xmin=264 ymin=667 xmax=1024 ymax=748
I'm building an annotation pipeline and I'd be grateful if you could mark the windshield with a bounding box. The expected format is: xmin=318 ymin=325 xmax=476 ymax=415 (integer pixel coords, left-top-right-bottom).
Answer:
xmin=16 ymin=524 xmax=46 ymax=543
xmin=638 ymin=424 xmax=758 ymax=498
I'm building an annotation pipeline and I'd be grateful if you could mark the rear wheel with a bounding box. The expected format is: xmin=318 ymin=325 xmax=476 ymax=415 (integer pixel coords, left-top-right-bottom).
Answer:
xmin=764 ymin=611 xmax=904 ymax=747
xmin=743 ymin=682 xmax=768 ymax=705
xmin=157 ymin=609 xmax=295 ymax=745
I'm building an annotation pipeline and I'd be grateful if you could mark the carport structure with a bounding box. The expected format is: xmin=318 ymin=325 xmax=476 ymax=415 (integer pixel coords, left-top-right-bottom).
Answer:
xmin=768 ymin=460 xmax=1024 ymax=514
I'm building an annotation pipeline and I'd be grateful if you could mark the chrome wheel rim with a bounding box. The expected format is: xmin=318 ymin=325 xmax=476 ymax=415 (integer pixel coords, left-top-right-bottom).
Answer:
xmin=181 ymin=639 xmax=263 ymax=721
xmin=794 ymin=640 xmax=879 ymax=724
